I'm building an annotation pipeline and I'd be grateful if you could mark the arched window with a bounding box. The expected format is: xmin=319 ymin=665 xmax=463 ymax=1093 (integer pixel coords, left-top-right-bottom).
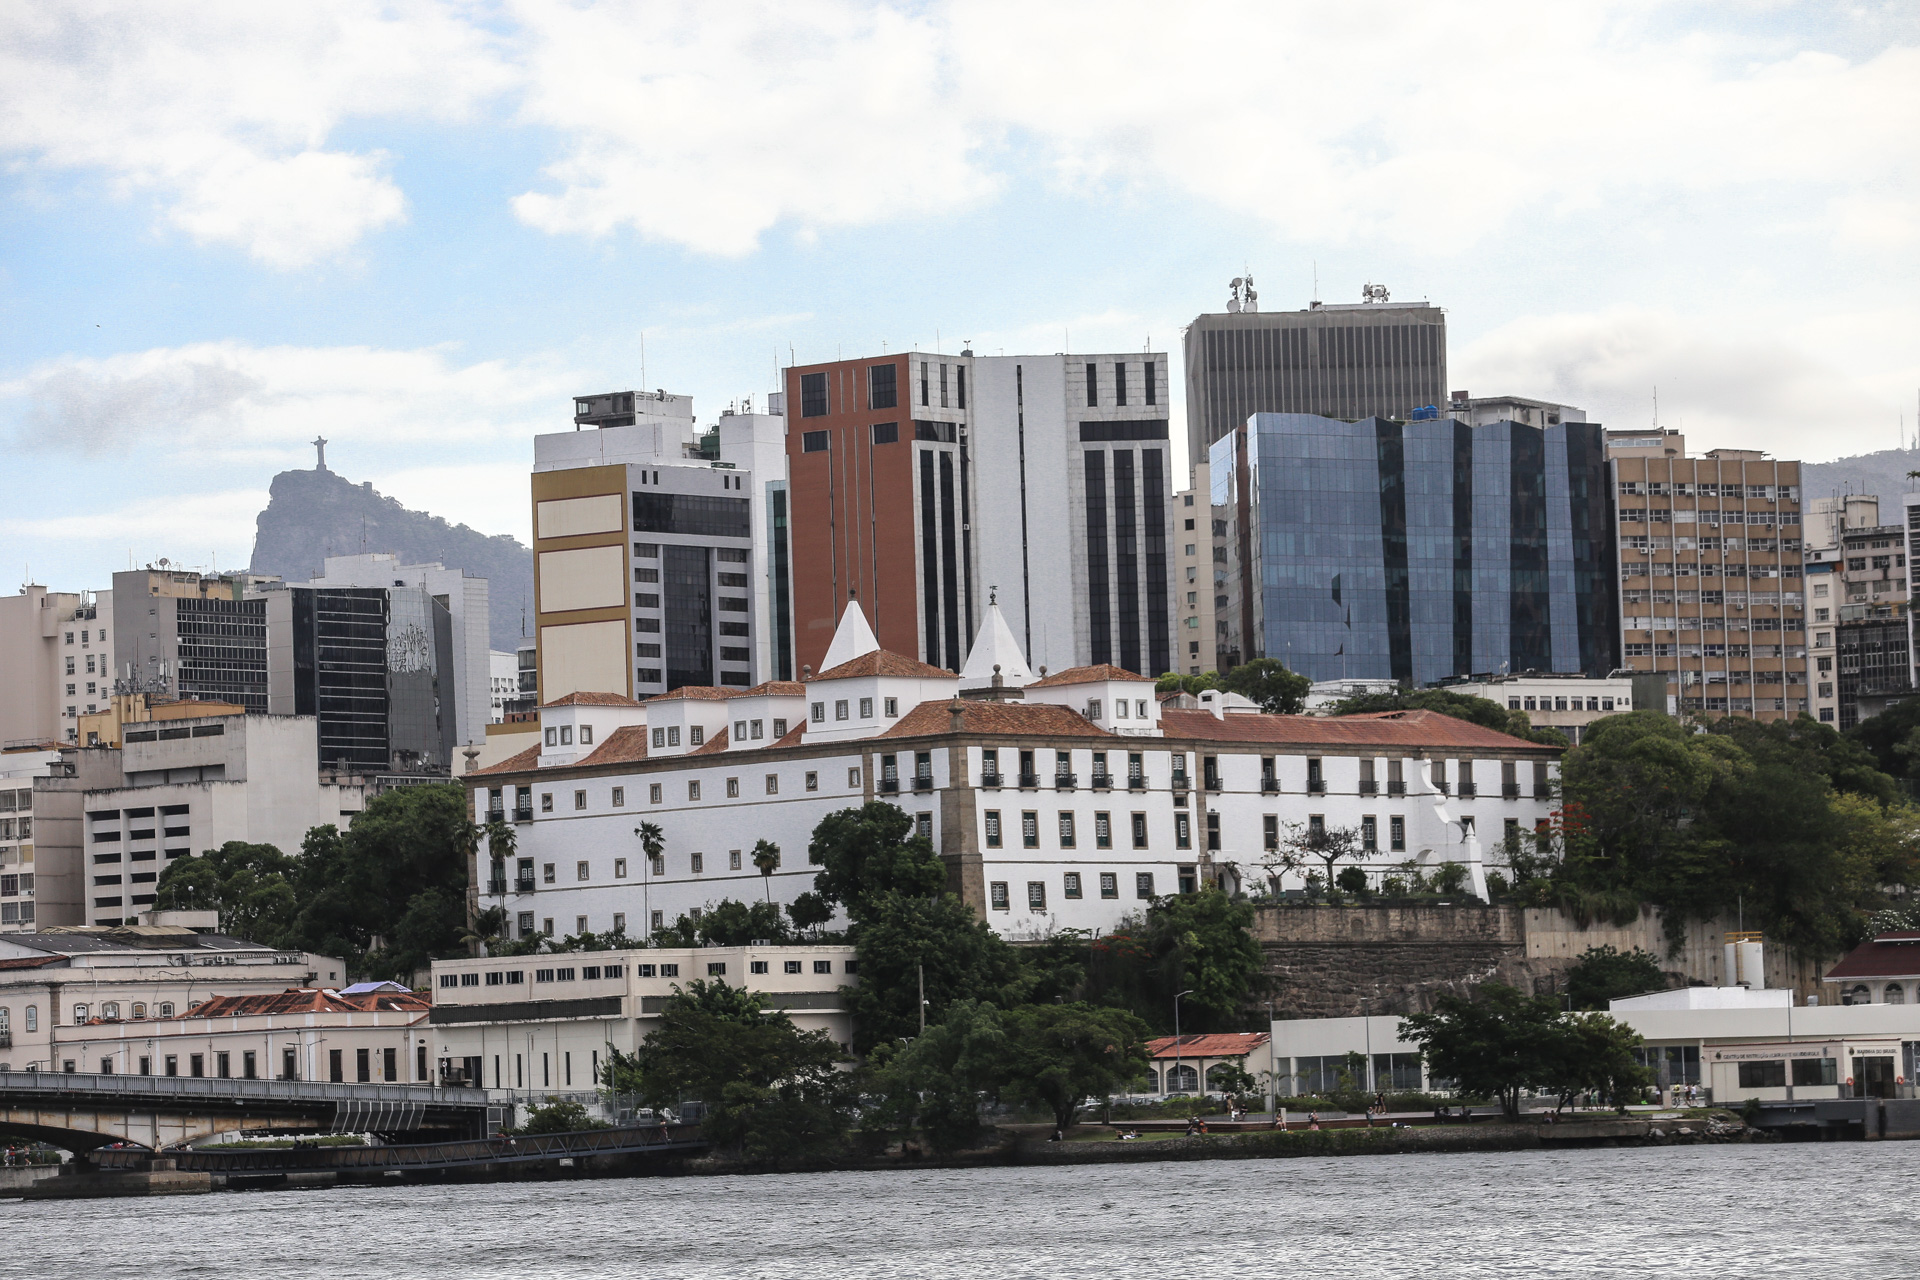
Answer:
xmin=1167 ymin=1063 xmax=1200 ymax=1093
xmin=157 ymin=1002 xmax=175 ymax=1018
xmin=72 ymin=1004 xmax=89 ymax=1023
xmin=130 ymin=1002 xmax=146 ymax=1019
xmin=1850 ymin=984 xmax=1872 ymax=1005
xmin=23 ymin=1006 xmax=36 ymax=1033
xmin=100 ymin=1002 xmax=120 ymax=1020
xmin=1886 ymin=984 xmax=1906 ymax=1006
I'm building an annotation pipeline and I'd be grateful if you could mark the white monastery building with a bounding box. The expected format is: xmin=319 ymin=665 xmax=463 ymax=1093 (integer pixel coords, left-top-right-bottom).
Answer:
xmin=468 ymin=603 xmax=1563 ymax=940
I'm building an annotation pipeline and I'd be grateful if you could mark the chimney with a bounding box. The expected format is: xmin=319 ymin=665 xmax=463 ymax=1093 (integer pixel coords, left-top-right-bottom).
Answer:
xmin=948 ymin=699 xmax=964 ymax=733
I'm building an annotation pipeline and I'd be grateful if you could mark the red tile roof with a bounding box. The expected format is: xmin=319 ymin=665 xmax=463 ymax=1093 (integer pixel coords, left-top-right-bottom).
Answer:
xmin=735 ymin=681 xmax=807 ymax=698
xmin=649 ymin=685 xmax=732 ymax=702
xmin=1030 ymin=664 xmax=1155 ymax=687
xmin=470 ymin=743 xmax=541 ymax=776
xmin=770 ymin=721 xmax=807 ymax=748
xmin=0 ymin=955 xmax=65 ymax=971
xmin=149 ymin=988 xmax=433 ymax=1020
xmin=580 ymin=724 xmax=650 ymax=767
xmin=1826 ymin=935 xmax=1920 ymax=981
xmin=1159 ymin=707 xmax=1559 ymax=753
xmin=881 ymin=699 xmax=1113 ymax=739
xmin=814 ymin=650 xmax=957 ymax=681
xmin=541 ymin=691 xmax=645 ymax=708
xmin=1146 ymin=1032 xmax=1271 ymax=1060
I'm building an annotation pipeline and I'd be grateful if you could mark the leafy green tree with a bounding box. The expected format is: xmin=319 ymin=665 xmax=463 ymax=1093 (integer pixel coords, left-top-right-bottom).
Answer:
xmin=1850 ymin=697 xmax=1920 ymax=793
xmin=602 ymin=980 xmax=851 ymax=1163
xmin=1156 ymin=671 xmax=1221 ymax=695
xmin=999 ymin=1002 xmax=1152 ymax=1132
xmin=786 ymin=891 xmax=834 ymax=933
xmin=1334 ymin=866 xmax=1370 ymax=897
xmin=1220 ymin=658 xmax=1310 ymax=714
xmin=1564 ymin=945 xmax=1666 ymax=1010
xmin=1277 ymin=821 xmax=1361 ymax=897
xmin=694 ymin=898 xmax=795 ymax=947
xmin=1400 ymin=983 xmax=1567 ymax=1118
xmin=154 ymin=841 xmax=298 ymax=943
xmin=515 ymin=1097 xmax=608 ymax=1134
xmin=1538 ymin=1011 xmax=1649 ymax=1112
xmin=808 ymin=802 xmax=947 ymax=909
xmin=863 ymin=999 xmax=1010 ymax=1153
xmin=843 ymin=889 xmax=1025 ymax=1054
xmin=1082 ymin=889 xmax=1266 ymax=1033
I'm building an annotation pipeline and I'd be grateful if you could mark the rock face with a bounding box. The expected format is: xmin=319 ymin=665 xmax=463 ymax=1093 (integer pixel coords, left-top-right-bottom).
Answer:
xmin=1804 ymin=448 xmax=1920 ymax=516
xmin=248 ymin=467 xmax=533 ymax=653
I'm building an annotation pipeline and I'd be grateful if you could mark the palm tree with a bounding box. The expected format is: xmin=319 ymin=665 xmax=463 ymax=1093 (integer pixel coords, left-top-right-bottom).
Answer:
xmin=455 ymin=817 xmax=485 ymax=954
xmin=636 ymin=822 xmax=665 ymax=942
xmin=751 ymin=839 xmax=781 ymax=902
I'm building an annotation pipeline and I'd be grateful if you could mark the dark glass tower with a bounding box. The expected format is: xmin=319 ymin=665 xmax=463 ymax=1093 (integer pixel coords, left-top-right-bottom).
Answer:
xmin=1214 ymin=413 xmax=1618 ymax=685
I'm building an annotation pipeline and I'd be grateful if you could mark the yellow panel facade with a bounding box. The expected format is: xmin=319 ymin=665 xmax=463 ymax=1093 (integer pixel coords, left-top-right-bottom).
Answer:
xmin=540 ymin=619 xmax=630 ymax=702
xmin=537 ymin=545 xmax=627 ymax=614
xmin=536 ymin=494 xmax=624 ymax=540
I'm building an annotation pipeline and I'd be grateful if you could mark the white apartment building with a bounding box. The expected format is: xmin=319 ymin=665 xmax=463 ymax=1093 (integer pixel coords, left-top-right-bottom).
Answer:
xmin=1173 ymin=461 xmax=1223 ymax=676
xmin=32 ymin=714 xmax=367 ymax=928
xmin=470 ymin=603 xmax=1562 ymax=941
xmin=0 ymin=587 xmax=114 ymax=748
xmin=0 ymin=926 xmax=347 ymax=1073
xmin=425 ymin=942 xmax=858 ymax=1096
xmin=1431 ymin=673 xmax=1635 ymax=745
xmin=532 ymin=392 xmax=786 ymax=704
xmin=490 ymin=651 xmax=518 ymax=724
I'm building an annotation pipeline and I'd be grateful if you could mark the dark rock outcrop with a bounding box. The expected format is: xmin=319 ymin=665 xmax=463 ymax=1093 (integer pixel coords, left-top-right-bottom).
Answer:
xmin=247 ymin=466 xmax=532 ymax=652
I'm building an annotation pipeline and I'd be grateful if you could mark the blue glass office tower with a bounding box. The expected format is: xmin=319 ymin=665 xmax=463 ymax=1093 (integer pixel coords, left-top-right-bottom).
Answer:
xmin=1212 ymin=413 xmax=1618 ymax=685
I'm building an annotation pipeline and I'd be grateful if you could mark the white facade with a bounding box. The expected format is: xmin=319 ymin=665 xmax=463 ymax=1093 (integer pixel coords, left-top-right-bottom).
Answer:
xmin=969 ymin=353 xmax=1177 ymax=679
xmin=489 ymin=650 xmax=518 ymax=723
xmin=426 ymin=943 xmax=858 ymax=1097
xmin=0 ymin=587 xmax=114 ymax=749
xmin=298 ymin=554 xmax=491 ymax=750
xmin=0 ymin=748 xmax=60 ymax=932
xmin=32 ymin=714 xmax=368 ymax=927
xmin=472 ymin=607 xmax=1561 ymax=941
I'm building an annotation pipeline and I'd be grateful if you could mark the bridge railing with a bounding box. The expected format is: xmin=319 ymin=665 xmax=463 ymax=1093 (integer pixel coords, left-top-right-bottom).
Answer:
xmin=91 ymin=1123 xmax=705 ymax=1173
xmin=0 ymin=1071 xmax=489 ymax=1110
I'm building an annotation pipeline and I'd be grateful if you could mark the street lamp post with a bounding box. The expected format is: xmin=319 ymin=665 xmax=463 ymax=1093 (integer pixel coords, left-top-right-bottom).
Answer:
xmin=1174 ymin=989 xmax=1194 ymax=1100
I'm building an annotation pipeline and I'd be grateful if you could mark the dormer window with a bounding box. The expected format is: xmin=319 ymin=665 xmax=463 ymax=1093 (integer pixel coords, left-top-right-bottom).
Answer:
xmin=835 ymin=700 xmax=849 ymax=721
xmin=690 ymin=726 xmax=704 ymax=746
xmin=773 ymin=718 xmax=788 ymax=737
xmin=750 ymin=719 xmax=763 ymax=739
xmin=811 ymin=703 xmax=825 ymax=723
xmin=859 ymin=697 xmax=874 ymax=718
xmin=883 ymin=698 xmax=897 ymax=717
xmin=558 ymin=726 xmax=572 ymax=746
xmin=652 ymin=728 xmax=665 ymax=748
xmin=1135 ymin=700 xmax=1149 ymax=718
xmin=1087 ymin=699 xmax=1102 ymax=721
xmin=735 ymin=721 xmax=748 ymax=740
xmin=579 ymin=725 xmax=593 ymax=745
xmin=545 ymin=728 xmax=558 ymax=747
xmin=667 ymin=726 xmax=681 ymax=747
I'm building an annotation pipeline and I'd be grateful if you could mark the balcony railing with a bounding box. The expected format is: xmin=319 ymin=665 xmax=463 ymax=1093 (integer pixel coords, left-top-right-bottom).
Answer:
xmin=878 ymin=778 xmax=900 ymax=794
xmin=513 ymin=805 xmax=533 ymax=823
xmin=980 ymin=771 xmax=1003 ymax=788
xmin=1091 ymin=772 xmax=1112 ymax=790
xmin=487 ymin=808 xmax=505 ymax=824
xmin=911 ymin=776 xmax=934 ymax=792
xmin=1306 ymin=780 xmax=1326 ymax=795
xmin=486 ymin=878 xmax=507 ymax=895
xmin=1260 ymin=777 xmax=1279 ymax=793
xmin=1129 ymin=776 xmax=1147 ymax=790
xmin=1359 ymin=780 xmax=1378 ymax=796
xmin=1533 ymin=787 xmax=1553 ymax=799
xmin=1171 ymin=773 xmax=1190 ymax=791
xmin=1018 ymin=773 xmax=1041 ymax=789
xmin=1203 ymin=774 xmax=1221 ymax=792
xmin=1502 ymin=783 xmax=1521 ymax=799
xmin=1387 ymin=781 xmax=1406 ymax=796
xmin=1457 ymin=782 xmax=1477 ymax=798
xmin=514 ymin=876 xmax=536 ymax=893
xmin=1054 ymin=772 xmax=1077 ymax=790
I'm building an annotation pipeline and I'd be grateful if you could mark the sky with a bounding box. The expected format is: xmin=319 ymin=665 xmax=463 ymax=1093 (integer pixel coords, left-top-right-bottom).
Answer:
xmin=2 ymin=0 xmax=1917 ymax=592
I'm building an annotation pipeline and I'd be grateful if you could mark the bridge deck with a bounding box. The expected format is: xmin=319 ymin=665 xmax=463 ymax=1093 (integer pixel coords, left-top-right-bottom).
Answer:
xmin=0 ymin=1071 xmax=489 ymax=1112
xmin=92 ymin=1124 xmax=705 ymax=1174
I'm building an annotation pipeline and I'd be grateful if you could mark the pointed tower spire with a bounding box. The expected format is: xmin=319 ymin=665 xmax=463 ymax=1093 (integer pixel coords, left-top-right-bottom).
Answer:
xmin=960 ymin=595 xmax=1034 ymax=690
xmin=819 ymin=597 xmax=881 ymax=672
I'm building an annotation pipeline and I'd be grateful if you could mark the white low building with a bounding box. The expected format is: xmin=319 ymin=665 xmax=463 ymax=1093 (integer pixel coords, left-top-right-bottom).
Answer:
xmin=1428 ymin=673 xmax=1636 ymax=745
xmin=425 ymin=943 xmax=858 ymax=1099
xmin=469 ymin=603 xmax=1563 ymax=940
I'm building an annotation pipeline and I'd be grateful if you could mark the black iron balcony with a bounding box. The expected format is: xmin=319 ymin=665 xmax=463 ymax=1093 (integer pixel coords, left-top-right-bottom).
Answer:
xmin=514 ymin=875 xmax=536 ymax=893
xmin=1306 ymin=780 xmax=1326 ymax=795
xmin=1054 ymin=772 xmax=1077 ymax=790
xmin=878 ymin=777 xmax=900 ymax=793
xmin=1091 ymin=772 xmax=1112 ymax=789
xmin=1359 ymin=780 xmax=1378 ymax=796
xmin=1533 ymin=786 xmax=1553 ymax=800
xmin=1457 ymin=782 xmax=1477 ymax=798
xmin=513 ymin=804 xmax=533 ymax=823
xmin=911 ymin=776 xmax=934 ymax=792
xmin=487 ymin=807 xmax=505 ymax=823
xmin=1018 ymin=773 xmax=1041 ymax=789
xmin=1171 ymin=772 xmax=1190 ymax=791
xmin=1260 ymin=777 xmax=1279 ymax=793
xmin=1502 ymin=783 xmax=1521 ymax=799
xmin=1387 ymin=781 xmax=1406 ymax=796
xmin=980 ymin=771 xmax=1003 ymax=788
xmin=1128 ymin=775 xmax=1147 ymax=790
xmin=487 ymin=877 xmax=507 ymax=895
xmin=1203 ymin=774 xmax=1221 ymax=792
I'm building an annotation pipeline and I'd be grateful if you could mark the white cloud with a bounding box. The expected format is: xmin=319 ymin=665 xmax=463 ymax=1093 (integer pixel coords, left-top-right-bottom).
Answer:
xmin=0 ymin=1 xmax=511 ymax=266
xmin=1455 ymin=306 xmax=1913 ymax=462
xmin=374 ymin=462 xmax=538 ymax=547
xmin=3 ymin=341 xmax=579 ymax=464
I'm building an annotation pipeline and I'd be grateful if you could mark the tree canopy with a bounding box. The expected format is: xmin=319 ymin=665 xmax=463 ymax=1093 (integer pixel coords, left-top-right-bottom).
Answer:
xmin=1400 ymin=983 xmax=1648 ymax=1117
xmin=1156 ymin=660 xmax=1310 ymax=714
xmin=1564 ymin=945 xmax=1667 ymax=1011
xmin=1330 ymin=687 xmax=1567 ymax=745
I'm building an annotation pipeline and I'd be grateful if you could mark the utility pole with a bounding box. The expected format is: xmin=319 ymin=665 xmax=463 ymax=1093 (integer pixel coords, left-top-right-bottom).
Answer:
xmin=1174 ymin=989 xmax=1194 ymax=1098
xmin=918 ymin=963 xmax=926 ymax=1035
